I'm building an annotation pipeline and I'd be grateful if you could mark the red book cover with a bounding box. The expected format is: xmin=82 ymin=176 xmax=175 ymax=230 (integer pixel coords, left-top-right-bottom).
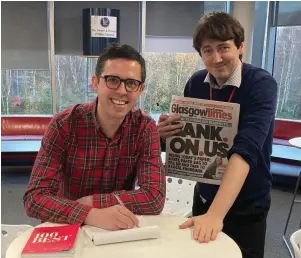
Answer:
xmin=21 ymin=224 xmax=80 ymax=255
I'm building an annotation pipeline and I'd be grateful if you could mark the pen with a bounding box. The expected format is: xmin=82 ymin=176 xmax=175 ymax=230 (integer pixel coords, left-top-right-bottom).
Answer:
xmin=114 ymin=194 xmax=139 ymax=228
xmin=114 ymin=194 xmax=126 ymax=208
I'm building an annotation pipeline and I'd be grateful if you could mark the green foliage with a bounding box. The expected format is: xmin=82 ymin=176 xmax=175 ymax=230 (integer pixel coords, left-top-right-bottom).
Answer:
xmin=273 ymin=26 xmax=301 ymax=120
xmin=1 ymin=70 xmax=52 ymax=115
xmin=143 ymin=53 xmax=203 ymax=114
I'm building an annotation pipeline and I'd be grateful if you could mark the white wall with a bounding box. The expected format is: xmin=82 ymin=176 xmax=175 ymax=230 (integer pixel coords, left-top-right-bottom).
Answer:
xmin=231 ymin=1 xmax=256 ymax=64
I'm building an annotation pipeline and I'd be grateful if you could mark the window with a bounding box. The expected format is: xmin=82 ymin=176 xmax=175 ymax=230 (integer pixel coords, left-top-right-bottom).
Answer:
xmin=143 ymin=2 xmax=227 ymax=123
xmin=270 ymin=1 xmax=301 ymax=121
xmin=53 ymin=1 xmax=141 ymax=113
xmin=1 ymin=2 xmax=50 ymax=115
xmin=273 ymin=26 xmax=301 ymax=120
xmin=1 ymin=70 xmax=51 ymax=115
xmin=55 ymin=56 xmax=98 ymax=112
xmin=142 ymin=37 xmax=203 ymax=123
xmin=143 ymin=52 xmax=203 ymax=123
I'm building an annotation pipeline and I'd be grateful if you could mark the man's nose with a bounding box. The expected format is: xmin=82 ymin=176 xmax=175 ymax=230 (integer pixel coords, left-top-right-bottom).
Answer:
xmin=115 ymin=81 xmax=128 ymax=94
xmin=212 ymin=51 xmax=223 ymax=63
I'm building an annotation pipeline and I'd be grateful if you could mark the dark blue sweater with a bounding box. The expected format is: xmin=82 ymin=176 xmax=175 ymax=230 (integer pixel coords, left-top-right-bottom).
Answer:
xmin=183 ymin=63 xmax=278 ymax=208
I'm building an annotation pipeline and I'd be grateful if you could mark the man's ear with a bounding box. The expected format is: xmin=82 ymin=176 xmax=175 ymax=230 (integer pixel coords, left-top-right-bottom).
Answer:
xmin=139 ymin=84 xmax=145 ymax=92
xmin=91 ymin=74 xmax=99 ymax=92
xmin=238 ymin=42 xmax=244 ymax=55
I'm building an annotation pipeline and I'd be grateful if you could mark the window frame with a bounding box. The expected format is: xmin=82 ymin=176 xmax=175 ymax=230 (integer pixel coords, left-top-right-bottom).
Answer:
xmin=264 ymin=1 xmax=301 ymax=139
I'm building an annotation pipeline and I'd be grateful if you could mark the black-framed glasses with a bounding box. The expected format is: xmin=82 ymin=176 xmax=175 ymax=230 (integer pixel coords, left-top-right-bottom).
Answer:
xmin=99 ymin=75 xmax=143 ymax=92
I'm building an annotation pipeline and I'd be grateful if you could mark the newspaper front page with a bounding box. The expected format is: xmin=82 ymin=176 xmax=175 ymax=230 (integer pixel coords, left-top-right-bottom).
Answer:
xmin=166 ymin=95 xmax=240 ymax=185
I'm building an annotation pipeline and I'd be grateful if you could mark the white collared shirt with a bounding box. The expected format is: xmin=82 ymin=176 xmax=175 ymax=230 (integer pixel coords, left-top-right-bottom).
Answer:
xmin=204 ymin=61 xmax=242 ymax=89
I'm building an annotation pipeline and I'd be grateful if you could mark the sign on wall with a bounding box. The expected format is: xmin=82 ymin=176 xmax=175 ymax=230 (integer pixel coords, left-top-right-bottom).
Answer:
xmin=91 ymin=16 xmax=117 ymax=38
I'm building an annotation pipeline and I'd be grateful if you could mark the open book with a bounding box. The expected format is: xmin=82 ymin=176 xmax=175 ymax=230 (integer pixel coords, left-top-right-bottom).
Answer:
xmin=82 ymin=217 xmax=161 ymax=245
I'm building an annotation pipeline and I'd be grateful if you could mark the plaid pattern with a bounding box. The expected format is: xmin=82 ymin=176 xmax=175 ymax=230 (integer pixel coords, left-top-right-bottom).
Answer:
xmin=204 ymin=61 xmax=242 ymax=89
xmin=23 ymin=98 xmax=166 ymax=225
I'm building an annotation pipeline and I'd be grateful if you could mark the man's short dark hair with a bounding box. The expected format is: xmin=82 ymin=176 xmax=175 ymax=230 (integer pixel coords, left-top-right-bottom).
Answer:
xmin=193 ymin=12 xmax=245 ymax=57
xmin=95 ymin=43 xmax=146 ymax=83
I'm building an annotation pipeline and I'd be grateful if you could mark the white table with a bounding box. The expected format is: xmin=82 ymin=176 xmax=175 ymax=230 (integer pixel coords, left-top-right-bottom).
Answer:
xmin=6 ymin=215 xmax=242 ymax=258
xmin=289 ymin=137 xmax=301 ymax=149
xmin=283 ymin=137 xmax=301 ymax=258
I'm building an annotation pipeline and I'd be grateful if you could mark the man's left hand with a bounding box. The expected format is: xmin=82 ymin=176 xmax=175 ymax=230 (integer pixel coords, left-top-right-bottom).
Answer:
xmin=179 ymin=213 xmax=223 ymax=243
xmin=76 ymin=195 xmax=93 ymax=207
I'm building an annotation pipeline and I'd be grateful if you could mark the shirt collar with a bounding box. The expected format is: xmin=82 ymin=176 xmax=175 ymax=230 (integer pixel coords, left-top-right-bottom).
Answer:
xmin=91 ymin=97 xmax=130 ymax=133
xmin=204 ymin=61 xmax=242 ymax=89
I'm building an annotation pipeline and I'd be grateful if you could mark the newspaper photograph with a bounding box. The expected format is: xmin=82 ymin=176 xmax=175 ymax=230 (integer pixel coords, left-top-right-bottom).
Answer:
xmin=165 ymin=95 xmax=240 ymax=185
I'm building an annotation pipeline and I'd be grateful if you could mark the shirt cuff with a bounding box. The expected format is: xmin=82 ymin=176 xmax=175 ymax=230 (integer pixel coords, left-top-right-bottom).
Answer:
xmin=228 ymin=146 xmax=256 ymax=170
xmin=93 ymin=193 xmax=118 ymax=209
xmin=93 ymin=192 xmax=133 ymax=211
xmin=68 ymin=204 xmax=93 ymax=225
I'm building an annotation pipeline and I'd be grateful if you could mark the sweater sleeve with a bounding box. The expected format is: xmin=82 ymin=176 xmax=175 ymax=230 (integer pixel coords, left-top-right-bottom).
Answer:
xmin=227 ymin=76 xmax=278 ymax=169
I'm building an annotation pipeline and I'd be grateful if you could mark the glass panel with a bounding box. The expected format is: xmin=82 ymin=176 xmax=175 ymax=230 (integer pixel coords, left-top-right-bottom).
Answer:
xmin=142 ymin=52 xmax=203 ymax=123
xmin=273 ymin=26 xmax=301 ymax=120
xmin=277 ymin=1 xmax=301 ymax=26
xmin=55 ymin=55 xmax=98 ymax=112
xmin=1 ymin=69 xmax=52 ymax=115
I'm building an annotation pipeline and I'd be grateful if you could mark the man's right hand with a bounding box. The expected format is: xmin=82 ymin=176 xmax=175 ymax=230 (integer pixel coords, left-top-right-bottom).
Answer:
xmin=157 ymin=114 xmax=183 ymax=140
xmin=84 ymin=205 xmax=139 ymax=231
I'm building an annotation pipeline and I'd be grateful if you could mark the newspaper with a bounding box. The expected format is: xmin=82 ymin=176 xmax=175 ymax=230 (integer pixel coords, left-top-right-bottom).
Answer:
xmin=166 ymin=95 xmax=240 ymax=185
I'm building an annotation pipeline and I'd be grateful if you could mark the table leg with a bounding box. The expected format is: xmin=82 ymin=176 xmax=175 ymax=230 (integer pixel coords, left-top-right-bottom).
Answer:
xmin=283 ymin=171 xmax=301 ymax=258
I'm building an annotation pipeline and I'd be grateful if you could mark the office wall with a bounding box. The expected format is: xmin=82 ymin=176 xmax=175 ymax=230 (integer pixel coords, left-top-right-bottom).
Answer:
xmin=146 ymin=1 xmax=204 ymax=37
xmin=54 ymin=1 xmax=140 ymax=54
xmin=231 ymin=1 xmax=256 ymax=64
xmin=1 ymin=1 xmax=49 ymax=69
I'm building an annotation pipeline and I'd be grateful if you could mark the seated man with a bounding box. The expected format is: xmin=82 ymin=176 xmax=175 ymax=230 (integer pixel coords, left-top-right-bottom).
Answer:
xmin=23 ymin=43 xmax=166 ymax=231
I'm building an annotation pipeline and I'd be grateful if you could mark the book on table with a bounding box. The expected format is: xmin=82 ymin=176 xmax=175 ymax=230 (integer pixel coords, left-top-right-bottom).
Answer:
xmin=82 ymin=216 xmax=161 ymax=245
xmin=21 ymin=223 xmax=82 ymax=257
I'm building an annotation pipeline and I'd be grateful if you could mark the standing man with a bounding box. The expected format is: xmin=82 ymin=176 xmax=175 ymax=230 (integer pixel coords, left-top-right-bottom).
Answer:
xmin=158 ymin=12 xmax=277 ymax=258
xmin=24 ymin=43 xmax=166 ymax=231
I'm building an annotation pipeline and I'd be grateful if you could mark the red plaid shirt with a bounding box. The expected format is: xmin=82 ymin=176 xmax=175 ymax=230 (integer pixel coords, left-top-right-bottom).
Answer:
xmin=23 ymin=99 xmax=166 ymax=225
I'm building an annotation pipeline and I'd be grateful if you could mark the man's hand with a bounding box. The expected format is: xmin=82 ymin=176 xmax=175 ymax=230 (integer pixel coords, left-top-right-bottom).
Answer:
xmin=157 ymin=114 xmax=183 ymax=140
xmin=76 ymin=195 xmax=93 ymax=207
xmin=84 ymin=205 xmax=139 ymax=231
xmin=179 ymin=213 xmax=223 ymax=243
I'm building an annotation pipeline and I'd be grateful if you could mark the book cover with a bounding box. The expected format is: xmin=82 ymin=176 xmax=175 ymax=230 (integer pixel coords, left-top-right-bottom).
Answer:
xmin=21 ymin=224 xmax=80 ymax=255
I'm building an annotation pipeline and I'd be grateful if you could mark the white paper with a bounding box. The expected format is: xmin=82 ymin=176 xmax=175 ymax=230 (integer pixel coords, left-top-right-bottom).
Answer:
xmin=82 ymin=225 xmax=161 ymax=246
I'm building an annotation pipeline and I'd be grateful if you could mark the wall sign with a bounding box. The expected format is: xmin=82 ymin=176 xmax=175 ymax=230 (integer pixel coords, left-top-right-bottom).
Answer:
xmin=91 ymin=16 xmax=117 ymax=38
